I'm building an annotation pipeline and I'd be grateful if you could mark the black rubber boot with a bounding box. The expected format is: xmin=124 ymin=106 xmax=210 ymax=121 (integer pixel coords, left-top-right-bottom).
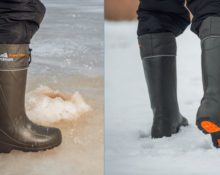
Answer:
xmin=196 ymin=17 xmax=220 ymax=148
xmin=0 ymin=44 xmax=62 ymax=153
xmin=138 ymin=33 xmax=188 ymax=138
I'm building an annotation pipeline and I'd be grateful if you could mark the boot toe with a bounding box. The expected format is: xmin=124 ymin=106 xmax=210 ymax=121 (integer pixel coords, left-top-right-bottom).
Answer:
xmin=25 ymin=123 xmax=62 ymax=150
xmin=43 ymin=127 xmax=62 ymax=148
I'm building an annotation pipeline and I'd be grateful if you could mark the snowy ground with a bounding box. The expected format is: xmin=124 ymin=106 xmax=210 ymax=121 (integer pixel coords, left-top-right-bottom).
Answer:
xmin=0 ymin=1 xmax=103 ymax=175
xmin=105 ymin=21 xmax=220 ymax=175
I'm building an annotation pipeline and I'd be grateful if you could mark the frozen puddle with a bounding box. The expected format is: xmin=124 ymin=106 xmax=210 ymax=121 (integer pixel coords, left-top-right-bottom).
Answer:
xmin=26 ymin=86 xmax=92 ymax=123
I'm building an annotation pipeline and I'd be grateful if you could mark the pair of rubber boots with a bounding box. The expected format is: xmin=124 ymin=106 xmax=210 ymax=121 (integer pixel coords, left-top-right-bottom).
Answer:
xmin=0 ymin=44 xmax=61 ymax=153
xmin=138 ymin=16 xmax=220 ymax=148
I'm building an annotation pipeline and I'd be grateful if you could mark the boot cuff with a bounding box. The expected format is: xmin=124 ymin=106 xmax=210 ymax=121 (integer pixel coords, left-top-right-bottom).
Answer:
xmin=138 ymin=33 xmax=176 ymax=59
xmin=199 ymin=17 xmax=220 ymax=40
xmin=0 ymin=44 xmax=31 ymax=70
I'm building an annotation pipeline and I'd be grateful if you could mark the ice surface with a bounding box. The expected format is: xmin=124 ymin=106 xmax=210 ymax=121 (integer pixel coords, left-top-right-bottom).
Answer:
xmin=105 ymin=21 xmax=220 ymax=175
xmin=26 ymin=86 xmax=92 ymax=124
xmin=30 ymin=0 xmax=104 ymax=76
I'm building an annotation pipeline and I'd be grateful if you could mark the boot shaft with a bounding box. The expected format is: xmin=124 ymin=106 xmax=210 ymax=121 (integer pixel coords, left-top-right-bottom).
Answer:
xmin=199 ymin=17 xmax=220 ymax=103
xmin=196 ymin=17 xmax=220 ymax=125
xmin=0 ymin=44 xmax=30 ymax=127
xmin=138 ymin=33 xmax=180 ymax=115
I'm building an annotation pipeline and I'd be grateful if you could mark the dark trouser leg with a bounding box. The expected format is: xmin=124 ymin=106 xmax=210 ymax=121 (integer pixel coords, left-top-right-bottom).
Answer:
xmin=137 ymin=0 xmax=189 ymax=138
xmin=137 ymin=0 xmax=190 ymax=36
xmin=0 ymin=0 xmax=46 ymax=44
xmin=187 ymin=0 xmax=220 ymax=35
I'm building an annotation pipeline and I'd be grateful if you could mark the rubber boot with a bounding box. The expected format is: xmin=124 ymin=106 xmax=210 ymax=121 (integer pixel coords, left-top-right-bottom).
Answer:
xmin=196 ymin=17 xmax=220 ymax=148
xmin=0 ymin=44 xmax=62 ymax=153
xmin=138 ymin=33 xmax=188 ymax=138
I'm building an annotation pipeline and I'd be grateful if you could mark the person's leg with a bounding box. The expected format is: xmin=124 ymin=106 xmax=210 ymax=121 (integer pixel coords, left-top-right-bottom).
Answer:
xmin=0 ymin=0 xmax=45 ymax=43
xmin=137 ymin=0 xmax=190 ymax=138
xmin=187 ymin=1 xmax=220 ymax=148
xmin=187 ymin=0 xmax=220 ymax=36
xmin=137 ymin=0 xmax=190 ymax=36
xmin=0 ymin=0 xmax=62 ymax=153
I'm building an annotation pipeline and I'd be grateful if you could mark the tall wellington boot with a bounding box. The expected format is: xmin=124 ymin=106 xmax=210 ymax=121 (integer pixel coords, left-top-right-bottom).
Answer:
xmin=196 ymin=17 xmax=220 ymax=148
xmin=138 ymin=33 xmax=188 ymax=138
xmin=0 ymin=44 xmax=61 ymax=153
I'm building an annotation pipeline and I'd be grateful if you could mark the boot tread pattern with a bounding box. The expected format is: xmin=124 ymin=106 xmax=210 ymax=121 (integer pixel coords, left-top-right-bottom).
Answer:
xmin=201 ymin=121 xmax=220 ymax=133
xmin=199 ymin=120 xmax=220 ymax=148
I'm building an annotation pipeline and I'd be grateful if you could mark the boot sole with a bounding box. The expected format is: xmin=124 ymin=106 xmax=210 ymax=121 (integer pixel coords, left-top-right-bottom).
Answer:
xmin=197 ymin=119 xmax=220 ymax=148
xmin=0 ymin=128 xmax=62 ymax=153
xmin=0 ymin=141 xmax=61 ymax=153
xmin=152 ymin=118 xmax=188 ymax=138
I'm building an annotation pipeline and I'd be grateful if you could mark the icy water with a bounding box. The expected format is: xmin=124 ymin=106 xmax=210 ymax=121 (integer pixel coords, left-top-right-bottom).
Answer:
xmin=0 ymin=0 xmax=103 ymax=175
xmin=105 ymin=21 xmax=220 ymax=175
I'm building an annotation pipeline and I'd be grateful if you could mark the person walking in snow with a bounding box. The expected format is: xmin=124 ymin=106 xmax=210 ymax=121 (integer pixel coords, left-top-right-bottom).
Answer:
xmin=0 ymin=0 xmax=61 ymax=153
xmin=137 ymin=0 xmax=220 ymax=148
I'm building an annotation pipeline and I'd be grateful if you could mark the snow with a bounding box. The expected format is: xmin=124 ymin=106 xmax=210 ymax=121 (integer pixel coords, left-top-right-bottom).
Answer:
xmin=105 ymin=21 xmax=220 ymax=175
xmin=26 ymin=86 xmax=92 ymax=124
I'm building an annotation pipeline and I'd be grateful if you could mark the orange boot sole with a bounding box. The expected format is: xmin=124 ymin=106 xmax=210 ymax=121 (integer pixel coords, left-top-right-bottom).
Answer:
xmin=199 ymin=121 xmax=220 ymax=148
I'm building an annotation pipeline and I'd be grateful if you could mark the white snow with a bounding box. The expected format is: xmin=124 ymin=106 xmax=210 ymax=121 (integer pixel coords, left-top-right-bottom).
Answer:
xmin=105 ymin=21 xmax=220 ymax=175
xmin=26 ymin=86 xmax=92 ymax=124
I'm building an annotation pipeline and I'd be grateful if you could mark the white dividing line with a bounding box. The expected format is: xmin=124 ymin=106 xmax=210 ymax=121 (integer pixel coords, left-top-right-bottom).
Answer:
xmin=142 ymin=55 xmax=176 ymax=59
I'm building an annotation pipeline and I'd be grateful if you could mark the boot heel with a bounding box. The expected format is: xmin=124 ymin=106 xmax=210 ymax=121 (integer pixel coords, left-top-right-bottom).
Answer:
xmin=199 ymin=120 xmax=220 ymax=134
xmin=197 ymin=121 xmax=220 ymax=148
xmin=211 ymin=132 xmax=220 ymax=148
xmin=0 ymin=142 xmax=13 ymax=153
